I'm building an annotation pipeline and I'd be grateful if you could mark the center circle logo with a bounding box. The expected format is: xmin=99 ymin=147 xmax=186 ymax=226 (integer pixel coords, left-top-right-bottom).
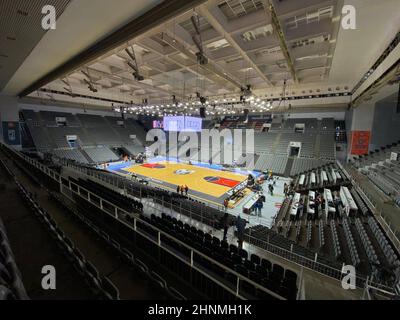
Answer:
xmin=174 ymin=169 xmax=195 ymax=175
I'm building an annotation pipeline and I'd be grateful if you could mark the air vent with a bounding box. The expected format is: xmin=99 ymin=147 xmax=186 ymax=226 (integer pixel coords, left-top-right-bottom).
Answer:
xmin=286 ymin=6 xmax=333 ymax=30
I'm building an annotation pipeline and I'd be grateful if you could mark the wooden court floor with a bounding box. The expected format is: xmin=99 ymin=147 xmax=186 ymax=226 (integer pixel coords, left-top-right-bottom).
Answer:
xmin=124 ymin=161 xmax=247 ymax=198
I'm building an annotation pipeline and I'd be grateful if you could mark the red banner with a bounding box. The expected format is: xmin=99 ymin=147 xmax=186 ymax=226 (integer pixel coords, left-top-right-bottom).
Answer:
xmin=350 ymin=131 xmax=371 ymax=155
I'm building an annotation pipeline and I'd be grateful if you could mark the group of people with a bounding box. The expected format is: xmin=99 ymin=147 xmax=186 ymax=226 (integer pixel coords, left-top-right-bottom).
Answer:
xmin=220 ymin=212 xmax=247 ymax=249
xmin=177 ymin=184 xmax=189 ymax=196
xmin=283 ymin=181 xmax=295 ymax=198
xmin=308 ymin=191 xmax=326 ymax=220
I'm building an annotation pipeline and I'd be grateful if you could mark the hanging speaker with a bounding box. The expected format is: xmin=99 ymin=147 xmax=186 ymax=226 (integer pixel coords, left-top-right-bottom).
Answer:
xmin=200 ymin=107 xmax=206 ymax=118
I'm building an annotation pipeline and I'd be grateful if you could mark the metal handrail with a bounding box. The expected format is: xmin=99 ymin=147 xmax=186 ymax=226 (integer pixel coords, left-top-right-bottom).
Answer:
xmin=57 ymin=154 xmax=396 ymax=291
xmin=1 ymin=143 xmax=287 ymax=300
xmin=2 ymin=143 xmax=397 ymax=294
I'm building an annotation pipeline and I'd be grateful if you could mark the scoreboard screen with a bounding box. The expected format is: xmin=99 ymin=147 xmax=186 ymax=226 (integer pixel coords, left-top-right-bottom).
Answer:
xmin=163 ymin=116 xmax=202 ymax=132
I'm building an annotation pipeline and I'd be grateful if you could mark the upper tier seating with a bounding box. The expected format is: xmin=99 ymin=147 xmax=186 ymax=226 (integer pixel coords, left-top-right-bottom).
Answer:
xmin=53 ymin=149 xmax=89 ymax=164
xmin=22 ymin=110 xmax=147 ymax=164
xmin=83 ymin=147 xmax=119 ymax=163
xmin=290 ymin=158 xmax=332 ymax=176
xmin=254 ymin=154 xmax=288 ymax=174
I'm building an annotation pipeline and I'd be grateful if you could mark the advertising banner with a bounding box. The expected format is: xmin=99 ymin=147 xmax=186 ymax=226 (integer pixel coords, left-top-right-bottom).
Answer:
xmin=350 ymin=131 xmax=370 ymax=155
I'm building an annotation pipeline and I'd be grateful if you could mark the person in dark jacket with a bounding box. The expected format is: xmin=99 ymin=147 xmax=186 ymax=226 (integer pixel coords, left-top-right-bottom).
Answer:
xmin=221 ymin=212 xmax=230 ymax=241
xmin=236 ymin=215 xmax=247 ymax=249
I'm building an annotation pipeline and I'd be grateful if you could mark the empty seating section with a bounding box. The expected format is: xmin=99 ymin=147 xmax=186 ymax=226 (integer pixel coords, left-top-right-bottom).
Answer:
xmin=123 ymin=143 xmax=145 ymax=156
xmin=319 ymin=133 xmax=335 ymax=159
xmin=53 ymin=149 xmax=89 ymax=164
xmin=282 ymin=118 xmax=319 ymax=132
xmin=21 ymin=109 xmax=149 ymax=164
xmin=26 ymin=126 xmax=55 ymax=151
xmin=254 ymin=132 xmax=277 ymax=154
xmin=291 ymin=158 xmax=332 ymax=176
xmin=354 ymin=218 xmax=380 ymax=266
xmin=365 ymin=170 xmax=398 ymax=197
xmin=40 ymin=111 xmax=81 ymax=127
xmin=249 ymin=118 xmax=336 ymax=175
xmin=330 ymin=220 xmax=341 ymax=259
xmin=84 ymin=147 xmax=119 ymax=163
xmin=62 ymin=173 xmax=296 ymax=299
xmin=318 ymin=220 xmax=325 ymax=249
xmin=352 ymin=142 xmax=400 ymax=169
xmin=367 ymin=217 xmax=400 ymax=269
xmin=85 ymin=127 xmax=120 ymax=146
xmin=358 ymin=154 xmax=400 ymax=206
xmin=151 ymin=213 xmax=298 ymax=299
xmin=47 ymin=127 xmax=86 ymax=148
xmin=124 ymin=118 xmax=147 ymax=144
xmin=23 ymin=110 xmax=336 ymax=176
xmin=350 ymin=189 xmax=369 ymax=216
xmin=306 ymin=221 xmax=312 ymax=246
xmin=255 ymin=154 xmax=288 ymax=174
xmin=14 ymin=182 xmax=124 ymax=300
xmin=320 ymin=118 xmax=335 ymax=132
xmin=76 ymin=114 xmax=108 ymax=127
xmin=342 ymin=218 xmax=360 ymax=266
xmin=0 ymin=218 xmax=27 ymax=300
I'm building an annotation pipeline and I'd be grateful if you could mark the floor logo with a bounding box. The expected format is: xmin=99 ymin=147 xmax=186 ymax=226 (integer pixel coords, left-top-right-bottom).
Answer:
xmin=204 ymin=176 xmax=240 ymax=188
xmin=174 ymin=169 xmax=195 ymax=175
xmin=141 ymin=163 xmax=165 ymax=169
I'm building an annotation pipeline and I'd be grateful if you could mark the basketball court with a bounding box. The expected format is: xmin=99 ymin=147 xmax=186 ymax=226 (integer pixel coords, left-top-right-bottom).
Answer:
xmin=106 ymin=158 xmax=253 ymax=205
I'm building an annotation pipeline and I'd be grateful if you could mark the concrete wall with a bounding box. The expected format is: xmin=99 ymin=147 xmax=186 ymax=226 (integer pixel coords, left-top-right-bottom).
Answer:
xmin=0 ymin=95 xmax=19 ymax=122
xmin=370 ymin=91 xmax=400 ymax=148
xmin=19 ymin=102 xmax=132 ymax=118
xmin=283 ymin=111 xmax=345 ymax=120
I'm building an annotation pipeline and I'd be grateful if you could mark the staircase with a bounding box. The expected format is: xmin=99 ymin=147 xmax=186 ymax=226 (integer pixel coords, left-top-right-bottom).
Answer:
xmin=272 ymin=132 xmax=282 ymax=153
xmin=284 ymin=157 xmax=294 ymax=177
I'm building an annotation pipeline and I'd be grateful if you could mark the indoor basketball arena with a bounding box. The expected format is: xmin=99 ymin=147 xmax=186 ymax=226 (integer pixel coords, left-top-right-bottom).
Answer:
xmin=0 ymin=0 xmax=400 ymax=305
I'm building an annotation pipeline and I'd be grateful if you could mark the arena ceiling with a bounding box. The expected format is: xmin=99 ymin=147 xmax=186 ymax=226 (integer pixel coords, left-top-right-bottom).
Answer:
xmin=2 ymin=0 xmax=400 ymax=112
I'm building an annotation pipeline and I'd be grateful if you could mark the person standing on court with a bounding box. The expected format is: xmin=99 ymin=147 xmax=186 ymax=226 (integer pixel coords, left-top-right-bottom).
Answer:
xmin=256 ymin=197 xmax=263 ymax=217
xmin=283 ymin=183 xmax=288 ymax=197
xmin=184 ymin=185 xmax=189 ymax=196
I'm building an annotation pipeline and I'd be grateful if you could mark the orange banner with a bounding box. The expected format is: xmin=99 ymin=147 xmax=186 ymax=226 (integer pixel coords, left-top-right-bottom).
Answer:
xmin=350 ymin=131 xmax=371 ymax=155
